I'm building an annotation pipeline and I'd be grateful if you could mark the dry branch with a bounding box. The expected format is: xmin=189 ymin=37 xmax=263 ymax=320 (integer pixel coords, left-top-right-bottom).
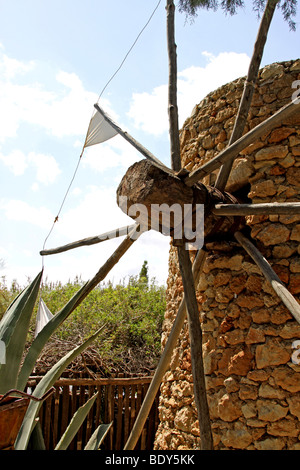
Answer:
xmin=235 ymin=231 xmax=300 ymax=325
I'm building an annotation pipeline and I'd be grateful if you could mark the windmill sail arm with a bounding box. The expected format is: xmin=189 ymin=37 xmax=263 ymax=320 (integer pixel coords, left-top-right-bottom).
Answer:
xmin=93 ymin=104 xmax=172 ymax=172
xmin=40 ymin=224 xmax=138 ymax=256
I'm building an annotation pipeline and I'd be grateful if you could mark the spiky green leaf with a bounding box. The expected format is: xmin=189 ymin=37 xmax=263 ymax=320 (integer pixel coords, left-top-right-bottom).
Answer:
xmin=0 ymin=271 xmax=43 ymax=394
xmin=14 ymin=325 xmax=105 ymax=450
xmin=84 ymin=422 xmax=113 ymax=450
xmin=55 ymin=393 xmax=98 ymax=450
xmin=17 ymin=280 xmax=89 ymax=390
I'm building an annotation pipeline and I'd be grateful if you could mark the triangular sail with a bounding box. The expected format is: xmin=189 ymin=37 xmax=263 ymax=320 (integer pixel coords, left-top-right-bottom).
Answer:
xmin=84 ymin=109 xmax=118 ymax=148
xmin=34 ymin=299 xmax=54 ymax=338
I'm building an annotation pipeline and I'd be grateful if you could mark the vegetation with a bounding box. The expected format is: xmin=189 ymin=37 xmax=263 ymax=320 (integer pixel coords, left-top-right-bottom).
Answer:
xmin=178 ymin=0 xmax=297 ymax=30
xmin=0 ymin=262 xmax=166 ymax=377
xmin=0 ymin=271 xmax=112 ymax=450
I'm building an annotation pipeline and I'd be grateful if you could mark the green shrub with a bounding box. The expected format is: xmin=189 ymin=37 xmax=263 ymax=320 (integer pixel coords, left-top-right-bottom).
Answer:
xmin=1 ymin=271 xmax=166 ymax=375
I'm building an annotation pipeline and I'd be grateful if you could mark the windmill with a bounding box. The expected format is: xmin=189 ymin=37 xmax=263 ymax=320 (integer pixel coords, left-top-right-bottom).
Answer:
xmin=40 ymin=0 xmax=300 ymax=450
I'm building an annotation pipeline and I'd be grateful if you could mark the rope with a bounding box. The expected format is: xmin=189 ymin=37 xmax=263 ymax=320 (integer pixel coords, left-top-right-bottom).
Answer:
xmin=41 ymin=0 xmax=162 ymax=274
xmin=96 ymin=0 xmax=162 ymax=102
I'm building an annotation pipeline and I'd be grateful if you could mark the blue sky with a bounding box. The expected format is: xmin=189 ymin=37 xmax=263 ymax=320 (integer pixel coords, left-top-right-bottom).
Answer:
xmin=0 ymin=0 xmax=299 ymax=287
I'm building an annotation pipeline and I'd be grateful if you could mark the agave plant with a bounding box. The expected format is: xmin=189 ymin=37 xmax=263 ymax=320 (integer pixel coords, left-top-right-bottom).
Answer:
xmin=0 ymin=271 xmax=111 ymax=450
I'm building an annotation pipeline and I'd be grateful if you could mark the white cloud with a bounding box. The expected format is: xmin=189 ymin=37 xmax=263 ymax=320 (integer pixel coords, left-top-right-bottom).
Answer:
xmin=128 ymin=85 xmax=168 ymax=136
xmin=0 ymin=51 xmax=35 ymax=81
xmin=55 ymin=184 xmax=130 ymax=241
xmin=0 ymin=199 xmax=53 ymax=230
xmin=82 ymin=135 xmax=141 ymax=175
xmin=28 ymin=152 xmax=61 ymax=185
xmin=0 ymin=149 xmax=28 ymax=175
xmin=127 ymin=51 xmax=250 ymax=136
xmin=0 ymin=149 xmax=61 ymax=185
xmin=0 ymin=48 xmax=115 ymax=144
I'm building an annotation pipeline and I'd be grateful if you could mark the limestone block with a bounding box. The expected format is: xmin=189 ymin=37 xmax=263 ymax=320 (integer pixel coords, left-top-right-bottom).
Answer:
xmin=257 ymin=399 xmax=288 ymax=422
xmin=256 ymin=338 xmax=291 ymax=369
xmin=260 ymin=63 xmax=284 ymax=80
xmin=217 ymin=393 xmax=242 ymax=422
xmin=254 ymin=437 xmax=285 ymax=450
xmin=221 ymin=428 xmax=253 ymax=449
xmin=255 ymin=145 xmax=289 ymax=161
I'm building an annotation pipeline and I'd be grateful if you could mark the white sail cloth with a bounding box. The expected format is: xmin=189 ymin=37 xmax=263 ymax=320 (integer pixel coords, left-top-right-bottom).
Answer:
xmin=84 ymin=108 xmax=118 ymax=148
xmin=35 ymin=299 xmax=54 ymax=338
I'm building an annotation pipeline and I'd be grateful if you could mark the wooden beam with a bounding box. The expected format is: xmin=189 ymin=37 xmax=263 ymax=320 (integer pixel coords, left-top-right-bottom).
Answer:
xmin=176 ymin=247 xmax=213 ymax=449
xmin=215 ymin=0 xmax=279 ymax=191
xmin=40 ymin=224 xmax=137 ymax=256
xmin=213 ymin=202 xmax=300 ymax=216
xmin=28 ymin=376 xmax=153 ymax=386
xmin=94 ymin=104 xmax=171 ymax=173
xmin=234 ymin=231 xmax=300 ymax=325
xmin=184 ymin=99 xmax=300 ymax=187
xmin=124 ymin=248 xmax=207 ymax=450
xmin=166 ymin=0 xmax=213 ymax=450
xmin=66 ymin=224 xmax=144 ymax=313
xmin=166 ymin=0 xmax=181 ymax=172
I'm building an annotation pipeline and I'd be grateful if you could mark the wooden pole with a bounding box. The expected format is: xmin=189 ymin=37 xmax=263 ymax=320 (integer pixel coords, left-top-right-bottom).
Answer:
xmin=40 ymin=224 xmax=137 ymax=256
xmin=124 ymin=248 xmax=207 ymax=450
xmin=215 ymin=0 xmax=279 ymax=191
xmin=166 ymin=0 xmax=213 ymax=450
xmin=213 ymin=202 xmax=300 ymax=216
xmin=184 ymin=98 xmax=300 ymax=187
xmin=54 ymin=224 xmax=144 ymax=315
xmin=93 ymin=104 xmax=170 ymax=172
xmin=234 ymin=231 xmax=300 ymax=325
xmin=166 ymin=0 xmax=181 ymax=172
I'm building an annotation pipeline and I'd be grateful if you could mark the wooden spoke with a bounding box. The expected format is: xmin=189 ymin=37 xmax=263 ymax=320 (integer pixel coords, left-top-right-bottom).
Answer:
xmin=94 ymin=104 xmax=171 ymax=173
xmin=166 ymin=0 xmax=213 ymax=450
xmin=214 ymin=0 xmax=279 ymax=192
xmin=184 ymin=99 xmax=300 ymax=187
xmin=176 ymin=246 xmax=213 ymax=449
xmin=62 ymin=224 xmax=144 ymax=314
xmin=124 ymin=248 xmax=207 ymax=450
xmin=166 ymin=0 xmax=181 ymax=172
xmin=213 ymin=202 xmax=300 ymax=216
xmin=40 ymin=224 xmax=138 ymax=256
xmin=235 ymin=231 xmax=300 ymax=325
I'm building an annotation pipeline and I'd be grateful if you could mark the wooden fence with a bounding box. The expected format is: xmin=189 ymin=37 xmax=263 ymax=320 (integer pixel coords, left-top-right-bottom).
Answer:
xmin=26 ymin=375 xmax=160 ymax=450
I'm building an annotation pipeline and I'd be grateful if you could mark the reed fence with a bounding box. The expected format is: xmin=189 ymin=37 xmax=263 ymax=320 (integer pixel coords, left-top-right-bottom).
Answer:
xmin=26 ymin=374 xmax=160 ymax=450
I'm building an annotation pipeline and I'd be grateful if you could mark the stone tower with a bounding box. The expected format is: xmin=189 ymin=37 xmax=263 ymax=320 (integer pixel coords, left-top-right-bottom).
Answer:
xmin=154 ymin=60 xmax=300 ymax=451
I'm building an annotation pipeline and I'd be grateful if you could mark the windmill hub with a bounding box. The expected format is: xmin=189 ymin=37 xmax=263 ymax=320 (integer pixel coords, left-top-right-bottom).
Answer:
xmin=116 ymin=159 xmax=244 ymax=247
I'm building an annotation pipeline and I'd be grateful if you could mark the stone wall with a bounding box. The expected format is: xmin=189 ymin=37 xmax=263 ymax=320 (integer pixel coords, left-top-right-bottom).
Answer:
xmin=154 ymin=60 xmax=300 ymax=450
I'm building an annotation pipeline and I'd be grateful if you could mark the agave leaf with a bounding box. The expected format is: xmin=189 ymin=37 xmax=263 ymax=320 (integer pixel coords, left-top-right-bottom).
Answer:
xmin=0 ymin=271 xmax=43 ymax=394
xmin=17 ymin=280 xmax=89 ymax=390
xmin=84 ymin=422 xmax=113 ymax=450
xmin=55 ymin=393 xmax=98 ymax=450
xmin=14 ymin=324 xmax=105 ymax=450
xmin=28 ymin=420 xmax=46 ymax=450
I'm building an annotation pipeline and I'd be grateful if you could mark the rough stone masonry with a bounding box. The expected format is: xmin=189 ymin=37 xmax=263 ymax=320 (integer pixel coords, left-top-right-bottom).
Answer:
xmin=154 ymin=59 xmax=300 ymax=451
